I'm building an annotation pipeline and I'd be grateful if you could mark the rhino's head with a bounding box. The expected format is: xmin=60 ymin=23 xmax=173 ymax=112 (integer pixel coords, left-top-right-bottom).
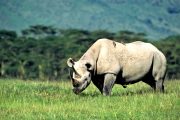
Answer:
xmin=67 ymin=58 xmax=93 ymax=94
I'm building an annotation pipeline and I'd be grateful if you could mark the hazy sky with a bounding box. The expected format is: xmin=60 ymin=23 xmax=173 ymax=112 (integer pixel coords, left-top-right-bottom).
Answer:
xmin=0 ymin=0 xmax=180 ymax=39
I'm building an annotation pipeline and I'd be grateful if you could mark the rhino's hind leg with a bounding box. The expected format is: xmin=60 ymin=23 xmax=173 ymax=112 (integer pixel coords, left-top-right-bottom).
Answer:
xmin=143 ymin=78 xmax=164 ymax=93
xmin=151 ymin=52 xmax=166 ymax=92
xmin=103 ymin=73 xmax=116 ymax=96
xmin=155 ymin=79 xmax=164 ymax=92
xmin=153 ymin=69 xmax=165 ymax=92
xmin=153 ymin=68 xmax=166 ymax=93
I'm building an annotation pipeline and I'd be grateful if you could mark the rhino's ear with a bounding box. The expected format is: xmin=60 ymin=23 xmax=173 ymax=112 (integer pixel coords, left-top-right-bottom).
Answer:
xmin=67 ymin=58 xmax=75 ymax=67
xmin=85 ymin=62 xmax=93 ymax=71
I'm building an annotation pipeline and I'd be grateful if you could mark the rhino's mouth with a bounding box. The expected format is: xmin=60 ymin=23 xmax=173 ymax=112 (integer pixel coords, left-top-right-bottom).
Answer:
xmin=72 ymin=79 xmax=91 ymax=94
xmin=69 ymin=67 xmax=92 ymax=94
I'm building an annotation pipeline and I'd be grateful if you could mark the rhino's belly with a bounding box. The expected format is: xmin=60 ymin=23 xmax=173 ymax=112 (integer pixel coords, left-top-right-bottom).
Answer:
xmin=116 ymin=78 xmax=141 ymax=85
xmin=116 ymin=68 xmax=149 ymax=85
xmin=116 ymin=75 xmax=142 ymax=85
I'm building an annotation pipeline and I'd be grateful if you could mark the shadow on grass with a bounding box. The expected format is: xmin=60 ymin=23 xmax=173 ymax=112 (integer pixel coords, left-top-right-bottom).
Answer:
xmin=79 ymin=91 xmax=101 ymax=97
xmin=113 ymin=88 xmax=155 ymax=96
xmin=79 ymin=88 xmax=167 ymax=97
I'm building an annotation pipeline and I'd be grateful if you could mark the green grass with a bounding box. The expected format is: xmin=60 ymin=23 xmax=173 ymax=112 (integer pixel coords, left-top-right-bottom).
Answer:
xmin=0 ymin=79 xmax=180 ymax=120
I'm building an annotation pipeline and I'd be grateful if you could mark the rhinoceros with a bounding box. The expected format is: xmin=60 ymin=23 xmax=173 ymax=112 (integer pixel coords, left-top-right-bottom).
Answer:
xmin=67 ymin=38 xmax=167 ymax=96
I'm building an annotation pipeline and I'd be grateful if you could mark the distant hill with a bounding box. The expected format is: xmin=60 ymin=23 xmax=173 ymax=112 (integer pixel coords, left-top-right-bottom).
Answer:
xmin=0 ymin=0 xmax=180 ymax=39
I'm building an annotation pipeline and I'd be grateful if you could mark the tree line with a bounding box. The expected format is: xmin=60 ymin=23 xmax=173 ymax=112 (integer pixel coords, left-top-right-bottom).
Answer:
xmin=0 ymin=25 xmax=179 ymax=80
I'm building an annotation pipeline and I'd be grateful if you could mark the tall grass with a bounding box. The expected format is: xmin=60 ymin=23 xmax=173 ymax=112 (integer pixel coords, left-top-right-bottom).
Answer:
xmin=0 ymin=79 xmax=179 ymax=120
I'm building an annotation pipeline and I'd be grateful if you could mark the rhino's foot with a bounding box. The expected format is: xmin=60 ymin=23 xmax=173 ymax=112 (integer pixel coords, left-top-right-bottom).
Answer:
xmin=155 ymin=80 xmax=165 ymax=93
xmin=103 ymin=92 xmax=111 ymax=96
xmin=102 ymin=86 xmax=111 ymax=96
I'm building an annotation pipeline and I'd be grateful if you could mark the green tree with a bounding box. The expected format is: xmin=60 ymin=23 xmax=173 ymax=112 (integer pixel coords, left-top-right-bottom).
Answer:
xmin=0 ymin=30 xmax=17 ymax=40
xmin=21 ymin=25 xmax=58 ymax=38
xmin=115 ymin=30 xmax=147 ymax=42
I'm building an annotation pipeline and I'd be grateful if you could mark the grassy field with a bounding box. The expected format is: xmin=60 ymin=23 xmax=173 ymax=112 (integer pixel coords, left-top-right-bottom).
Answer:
xmin=0 ymin=79 xmax=179 ymax=120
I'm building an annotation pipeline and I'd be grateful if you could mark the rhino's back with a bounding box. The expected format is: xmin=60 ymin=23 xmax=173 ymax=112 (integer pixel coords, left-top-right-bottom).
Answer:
xmin=95 ymin=40 xmax=155 ymax=75
xmin=125 ymin=41 xmax=158 ymax=53
xmin=120 ymin=41 xmax=166 ymax=81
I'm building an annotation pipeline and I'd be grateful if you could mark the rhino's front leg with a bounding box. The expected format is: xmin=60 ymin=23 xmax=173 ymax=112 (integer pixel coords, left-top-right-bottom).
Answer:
xmin=103 ymin=73 xmax=116 ymax=96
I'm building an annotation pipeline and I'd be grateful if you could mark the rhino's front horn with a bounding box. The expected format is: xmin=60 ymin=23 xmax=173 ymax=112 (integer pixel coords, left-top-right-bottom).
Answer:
xmin=69 ymin=68 xmax=80 ymax=87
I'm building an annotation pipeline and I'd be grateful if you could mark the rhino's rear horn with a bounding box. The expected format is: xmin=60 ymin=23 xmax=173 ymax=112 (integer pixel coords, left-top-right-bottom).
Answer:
xmin=72 ymin=66 xmax=81 ymax=77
